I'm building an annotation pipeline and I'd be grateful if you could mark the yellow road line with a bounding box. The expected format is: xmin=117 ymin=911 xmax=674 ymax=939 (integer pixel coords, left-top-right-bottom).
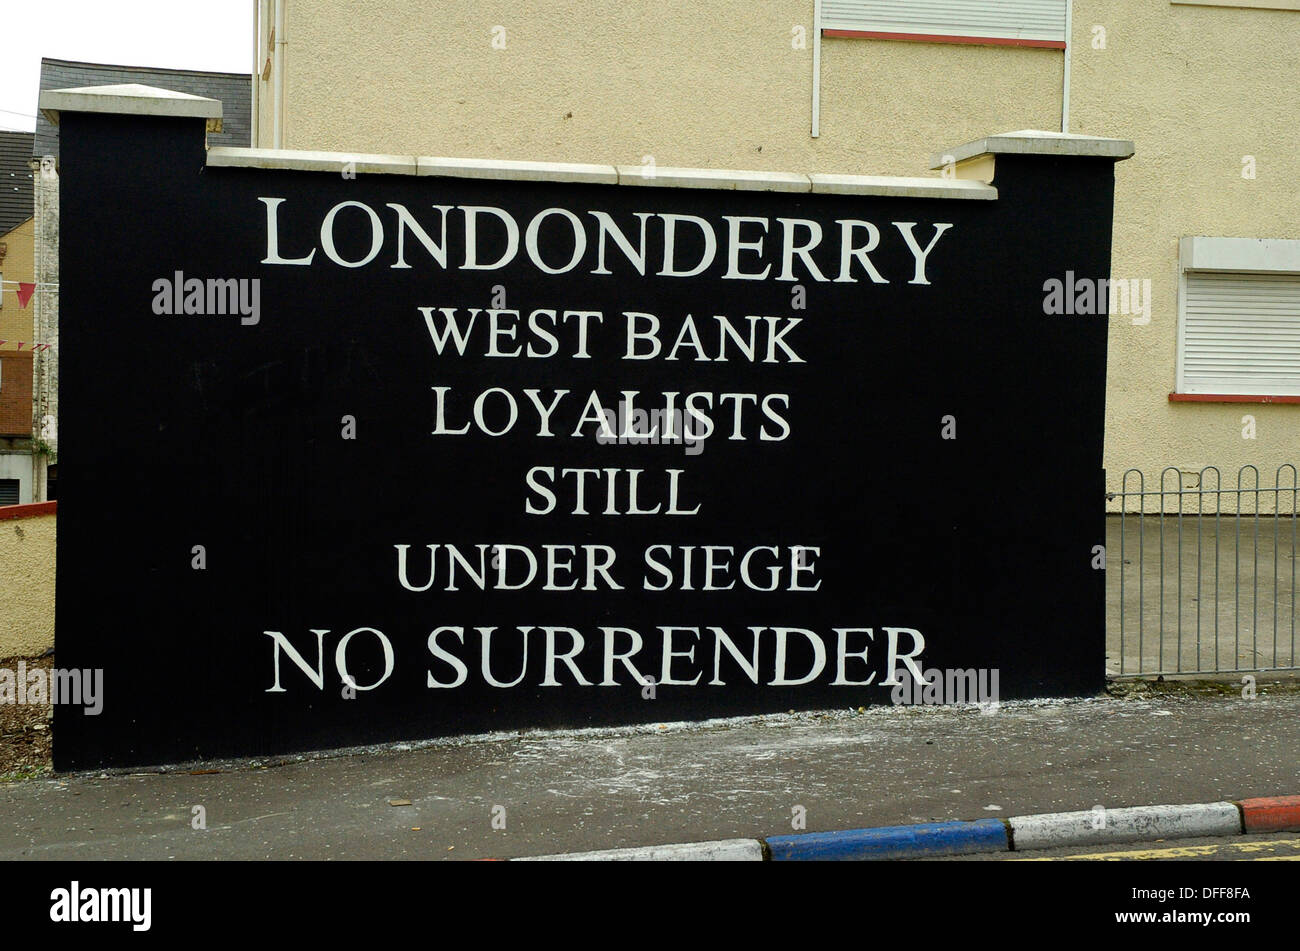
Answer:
xmin=1015 ymin=837 xmax=1300 ymax=861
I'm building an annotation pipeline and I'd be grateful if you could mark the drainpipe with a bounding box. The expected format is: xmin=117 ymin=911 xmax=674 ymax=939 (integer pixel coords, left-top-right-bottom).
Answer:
xmin=1062 ymin=0 xmax=1072 ymax=133
xmin=251 ymin=0 xmax=260 ymax=147
xmin=274 ymin=0 xmax=286 ymax=149
xmin=811 ymin=0 xmax=822 ymax=138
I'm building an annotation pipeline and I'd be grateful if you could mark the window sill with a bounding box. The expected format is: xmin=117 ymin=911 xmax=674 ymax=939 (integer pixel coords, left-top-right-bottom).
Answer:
xmin=1171 ymin=1 xmax=1300 ymax=12
xmin=1169 ymin=393 xmax=1300 ymax=404
xmin=822 ymin=30 xmax=1066 ymax=50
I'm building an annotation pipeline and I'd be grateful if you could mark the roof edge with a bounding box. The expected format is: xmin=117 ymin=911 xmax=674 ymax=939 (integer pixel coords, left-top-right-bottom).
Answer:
xmin=40 ymin=56 xmax=250 ymax=81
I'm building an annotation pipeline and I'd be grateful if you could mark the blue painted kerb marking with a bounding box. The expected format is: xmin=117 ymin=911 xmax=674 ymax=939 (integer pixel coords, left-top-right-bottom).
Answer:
xmin=766 ymin=819 xmax=1009 ymax=861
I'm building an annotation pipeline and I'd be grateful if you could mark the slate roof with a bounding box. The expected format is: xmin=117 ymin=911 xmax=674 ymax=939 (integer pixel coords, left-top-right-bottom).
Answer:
xmin=0 ymin=131 xmax=35 ymax=237
xmin=35 ymin=57 xmax=252 ymax=160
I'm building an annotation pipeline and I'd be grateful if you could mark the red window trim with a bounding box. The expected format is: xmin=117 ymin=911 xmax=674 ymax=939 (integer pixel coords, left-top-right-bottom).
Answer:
xmin=1169 ymin=393 xmax=1300 ymax=405
xmin=823 ymin=29 xmax=1066 ymax=50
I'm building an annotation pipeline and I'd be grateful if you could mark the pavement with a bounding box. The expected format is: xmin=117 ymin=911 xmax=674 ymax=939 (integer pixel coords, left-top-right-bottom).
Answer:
xmin=1105 ymin=514 xmax=1299 ymax=675
xmin=1 ymin=679 xmax=1298 ymax=860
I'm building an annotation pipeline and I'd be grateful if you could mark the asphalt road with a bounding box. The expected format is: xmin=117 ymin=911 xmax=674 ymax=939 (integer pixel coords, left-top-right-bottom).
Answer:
xmin=945 ymin=831 xmax=1300 ymax=861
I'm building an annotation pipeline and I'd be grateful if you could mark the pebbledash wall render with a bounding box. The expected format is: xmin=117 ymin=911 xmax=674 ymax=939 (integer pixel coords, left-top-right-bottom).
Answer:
xmin=44 ymin=85 xmax=1132 ymax=770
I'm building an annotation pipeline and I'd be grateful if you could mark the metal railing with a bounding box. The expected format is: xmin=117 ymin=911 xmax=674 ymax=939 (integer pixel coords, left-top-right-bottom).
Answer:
xmin=1107 ymin=465 xmax=1298 ymax=677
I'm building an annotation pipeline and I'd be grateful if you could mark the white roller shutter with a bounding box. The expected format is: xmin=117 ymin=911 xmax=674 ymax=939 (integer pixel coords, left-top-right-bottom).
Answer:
xmin=1180 ymin=272 xmax=1300 ymax=396
xmin=821 ymin=0 xmax=1068 ymax=44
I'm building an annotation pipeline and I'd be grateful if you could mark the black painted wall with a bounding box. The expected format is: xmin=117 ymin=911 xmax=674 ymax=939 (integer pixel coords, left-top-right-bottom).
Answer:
xmin=55 ymin=112 xmax=1113 ymax=768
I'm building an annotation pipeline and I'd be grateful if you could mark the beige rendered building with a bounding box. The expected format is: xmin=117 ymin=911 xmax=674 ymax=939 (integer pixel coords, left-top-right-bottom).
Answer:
xmin=0 ymin=129 xmax=40 ymax=506
xmin=247 ymin=0 xmax=1300 ymax=506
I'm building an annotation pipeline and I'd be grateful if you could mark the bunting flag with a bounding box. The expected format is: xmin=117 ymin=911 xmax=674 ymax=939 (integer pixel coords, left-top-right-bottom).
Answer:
xmin=16 ymin=283 xmax=36 ymax=308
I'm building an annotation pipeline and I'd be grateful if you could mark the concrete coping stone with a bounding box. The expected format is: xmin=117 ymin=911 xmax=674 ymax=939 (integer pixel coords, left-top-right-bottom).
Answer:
xmin=0 ymin=501 xmax=57 ymax=522
xmin=208 ymin=146 xmax=999 ymax=200
xmin=808 ymin=173 xmax=996 ymax=200
xmin=208 ymin=148 xmax=419 ymax=177
xmin=418 ymin=155 xmax=618 ymax=184
xmin=931 ymin=129 xmax=1136 ymax=170
xmin=613 ymin=165 xmax=812 ymax=192
xmin=38 ymin=83 xmax=222 ymax=125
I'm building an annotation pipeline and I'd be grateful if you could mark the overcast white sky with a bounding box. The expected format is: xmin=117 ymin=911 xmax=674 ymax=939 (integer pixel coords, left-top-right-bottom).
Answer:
xmin=1 ymin=0 xmax=252 ymax=132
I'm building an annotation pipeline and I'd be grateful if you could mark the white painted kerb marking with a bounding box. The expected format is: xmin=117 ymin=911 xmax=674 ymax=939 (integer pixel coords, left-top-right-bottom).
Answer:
xmin=515 ymin=838 xmax=763 ymax=861
xmin=1011 ymin=802 xmax=1242 ymax=852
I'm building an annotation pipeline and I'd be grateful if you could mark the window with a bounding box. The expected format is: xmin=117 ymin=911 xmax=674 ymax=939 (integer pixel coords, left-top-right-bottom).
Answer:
xmin=1172 ymin=1 xmax=1300 ymax=11
xmin=1175 ymin=238 xmax=1300 ymax=399
xmin=0 ymin=479 xmax=19 ymax=506
xmin=821 ymin=0 xmax=1068 ymax=48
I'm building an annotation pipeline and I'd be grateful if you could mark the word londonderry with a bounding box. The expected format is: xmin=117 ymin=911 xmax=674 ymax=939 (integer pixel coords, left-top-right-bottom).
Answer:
xmin=259 ymin=198 xmax=955 ymax=284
